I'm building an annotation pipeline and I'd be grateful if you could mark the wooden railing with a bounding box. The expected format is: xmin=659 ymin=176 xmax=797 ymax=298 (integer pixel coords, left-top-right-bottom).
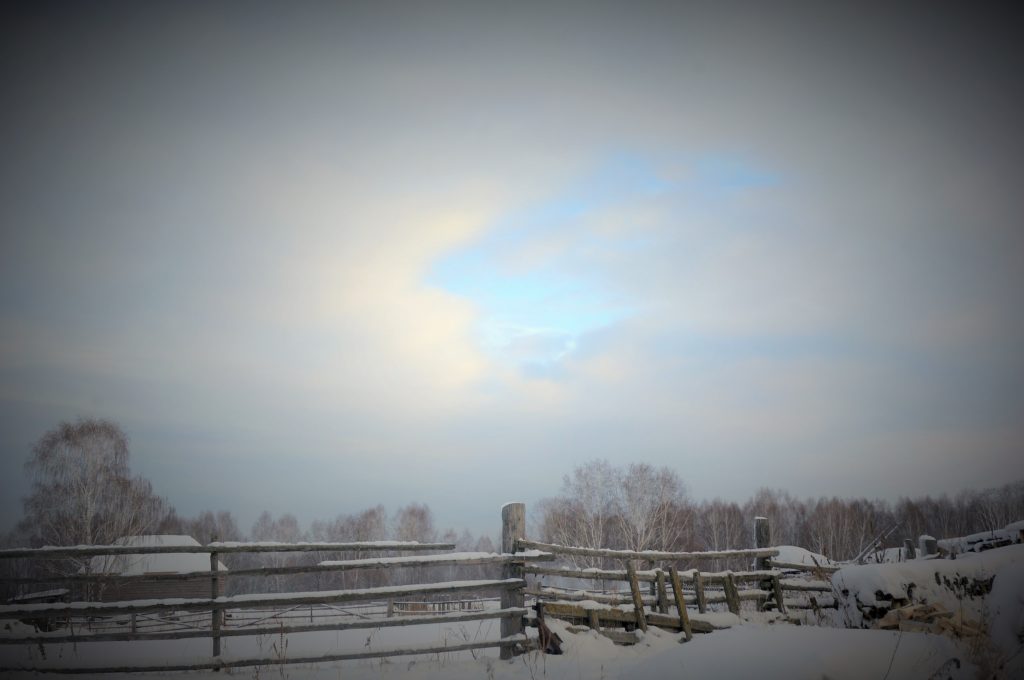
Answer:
xmin=0 ymin=540 xmax=542 ymax=674
xmin=517 ymin=538 xmax=836 ymax=643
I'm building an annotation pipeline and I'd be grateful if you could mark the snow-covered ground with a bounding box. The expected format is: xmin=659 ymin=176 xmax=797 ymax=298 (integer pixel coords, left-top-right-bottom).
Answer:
xmin=3 ymin=543 xmax=1022 ymax=679
xmin=0 ymin=617 xmax=980 ymax=680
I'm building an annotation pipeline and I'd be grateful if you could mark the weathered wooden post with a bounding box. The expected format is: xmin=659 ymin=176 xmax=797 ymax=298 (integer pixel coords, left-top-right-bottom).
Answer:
xmin=668 ymin=566 xmax=693 ymax=642
xmin=655 ymin=569 xmax=669 ymax=614
xmin=693 ymin=570 xmax=707 ymax=613
xmin=771 ymin=574 xmax=787 ymax=615
xmin=625 ymin=561 xmax=648 ymax=632
xmin=210 ymin=537 xmax=221 ymax=668
xmin=724 ymin=572 xmax=740 ymax=615
xmin=500 ymin=502 xmax=525 ymax=660
xmin=919 ymin=535 xmax=937 ymax=557
xmin=903 ymin=538 xmax=916 ymax=560
xmin=754 ymin=516 xmax=771 ymax=570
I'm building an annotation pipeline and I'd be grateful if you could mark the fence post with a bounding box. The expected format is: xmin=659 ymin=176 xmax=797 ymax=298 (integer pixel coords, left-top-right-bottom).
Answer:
xmin=771 ymin=574 xmax=787 ymax=615
xmin=655 ymin=569 xmax=668 ymax=614
xmin=903 ymin=538 xmax=916 ymax=560
xmin=210 ymin=538 xmax=221 ymax=668
xmin=625 ymin=561 xmax=648 ymax=632
xmin=500 ymin=502 xmax=525 ymax=660
xmin=724 ymin=572 xmax=740 ymax=615
xmin=754 ymin=516 xmax=771 ymax=570
xmin=693 ymin=570 xmax=707 ymax=613
xmin=668 ymin=566 xmax=693 ymax=641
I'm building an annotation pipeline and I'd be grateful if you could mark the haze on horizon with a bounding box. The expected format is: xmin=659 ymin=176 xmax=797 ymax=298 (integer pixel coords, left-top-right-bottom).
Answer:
xmin=1 ymin=2 xmax=1022 ymax=539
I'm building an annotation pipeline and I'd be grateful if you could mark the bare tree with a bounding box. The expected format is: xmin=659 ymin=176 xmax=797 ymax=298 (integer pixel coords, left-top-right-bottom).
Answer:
xmin=20 ymin=419 xmax=171 ymax=575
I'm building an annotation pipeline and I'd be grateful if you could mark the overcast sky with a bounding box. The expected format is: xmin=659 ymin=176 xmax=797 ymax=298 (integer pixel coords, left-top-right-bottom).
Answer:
xmin=2 ymin=2 xmax=1022 ymax=540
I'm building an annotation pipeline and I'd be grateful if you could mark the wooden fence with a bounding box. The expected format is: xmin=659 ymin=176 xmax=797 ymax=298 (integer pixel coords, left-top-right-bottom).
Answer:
xmin=0 ymin=503 xmax=837 ymax=673
xmin=0 ymin=537 xmax=539 ymax=673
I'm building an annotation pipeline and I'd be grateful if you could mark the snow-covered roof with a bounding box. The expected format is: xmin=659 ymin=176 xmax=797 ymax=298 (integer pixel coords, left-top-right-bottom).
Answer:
xmin=771 ymin=545 xmax=835 ymax=567
xmin=88 ymin=535 xmax=227 ymax=575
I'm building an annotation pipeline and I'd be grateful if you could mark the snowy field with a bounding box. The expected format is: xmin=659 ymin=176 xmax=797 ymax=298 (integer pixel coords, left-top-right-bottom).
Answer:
xmin=3 ymin=544 xmax=1022 ymax=679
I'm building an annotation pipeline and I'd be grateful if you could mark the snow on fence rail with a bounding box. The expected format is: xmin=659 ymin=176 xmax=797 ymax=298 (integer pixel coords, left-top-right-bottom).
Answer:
xmin=516 ymin=527 xmax=837 ymax=642
xmin=0 ymin=537 xmax=540 ymax=674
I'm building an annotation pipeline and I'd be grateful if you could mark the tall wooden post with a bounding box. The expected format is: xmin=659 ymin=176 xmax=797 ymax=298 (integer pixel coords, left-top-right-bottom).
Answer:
xmin=754 ymin=516 xmax=771 ymax=570
xmin=210 ymin=538 xmax=221 ymax=667
xmin=501 ymin=502 xmax=525 ymax=660
xmin=903 ymin=538 xmax=916 ymax=560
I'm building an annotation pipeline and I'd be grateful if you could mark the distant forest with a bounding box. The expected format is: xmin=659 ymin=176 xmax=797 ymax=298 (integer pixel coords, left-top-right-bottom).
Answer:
xmin=2 ymin=419 xmax=1021 ymax=597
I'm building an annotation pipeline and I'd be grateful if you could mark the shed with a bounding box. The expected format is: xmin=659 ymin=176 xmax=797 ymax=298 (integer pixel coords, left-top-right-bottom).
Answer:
xmin=88 ymin=535 xmax=227 ymax=602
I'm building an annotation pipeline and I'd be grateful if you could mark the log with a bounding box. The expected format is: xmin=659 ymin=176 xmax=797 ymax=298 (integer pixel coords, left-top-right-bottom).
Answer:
xmin=693 ymin=570 xmax=707 ymax=613
xmin=655 ymin=570 xmax=668 ymax=614
xmin=723 ymin=573 xmax=740 ymax=615
xmin=0 ymin=608 xmax=528 ymax=645
xmin=0 ymin=541 xmax=458 ymax=560
xmin=500 ymin=502 xmax=526 ymax=660
xmin=625 ymin=561 xmax=647 ymax=632
xmin=518 ymin=540 xmax=778 ymax=562
xmin=754 ymin=517 xmax=771 ymax=571
xmin=0 ymin=579 xmax=524 ymax=619
xmin=668 ymin=566 xmax=692 ymax=642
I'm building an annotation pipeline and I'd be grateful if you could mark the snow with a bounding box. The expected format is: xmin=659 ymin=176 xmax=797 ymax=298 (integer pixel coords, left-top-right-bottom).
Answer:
xmin=1 ymin=616 xmax=980 ymax=679
xmin=771 ymin=545 xmax=835 ymax=567
xmin=87 ymin=536 xmax=226 ymax=576
xmin=833 ymin=543 xmax=1024 ymax=676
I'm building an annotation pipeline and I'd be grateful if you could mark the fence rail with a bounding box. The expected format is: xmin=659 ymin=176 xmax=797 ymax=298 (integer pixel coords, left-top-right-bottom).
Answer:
xmin=1 ymin=504 xmax=838 ymax=673
xmin=0 ymin=538 xmax=534 ymax=674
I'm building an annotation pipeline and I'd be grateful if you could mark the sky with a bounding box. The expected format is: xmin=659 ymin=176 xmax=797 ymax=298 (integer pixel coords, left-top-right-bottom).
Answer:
xmin=1 ymin=1 xmax=1022 ymax=541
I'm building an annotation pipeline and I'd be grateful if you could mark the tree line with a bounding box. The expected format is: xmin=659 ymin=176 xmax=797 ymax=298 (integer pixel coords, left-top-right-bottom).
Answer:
xmin=536 ymin=460 xmax=1024 ymax=570
xmin=3 ymin=419 xmax=1022 ymax=597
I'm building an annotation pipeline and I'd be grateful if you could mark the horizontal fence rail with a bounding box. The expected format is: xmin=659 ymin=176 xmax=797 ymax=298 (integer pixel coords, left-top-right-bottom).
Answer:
xmin=517 ymin=539 xmax=780 ymax=562
xmin=0 ymin=541 xmax=457 ymax=560
xmin=0 ymin=537 xmax=537 ymax=674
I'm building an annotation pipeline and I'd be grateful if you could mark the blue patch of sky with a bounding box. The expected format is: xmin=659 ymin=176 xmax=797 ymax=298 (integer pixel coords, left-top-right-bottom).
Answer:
xmin=429 ymin=150 xmax=778 ymax=375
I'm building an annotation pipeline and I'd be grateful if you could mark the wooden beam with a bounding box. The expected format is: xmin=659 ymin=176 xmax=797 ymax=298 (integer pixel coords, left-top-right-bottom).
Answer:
xmin=625 ymin=561 xmax=647 ymax=632
xmin=0 ymin=608 xmax=528 ymax=645
xmin=518 ymin=540 xmax=778 ymax=562
xmin=0 ymin=541 xmax=458 ymax=560
xmin=668 ymin=566 xmax=692 ymax=642
xmin=500 ymin=502 xmax=526 ymax=660
xmin=0 ymin=579 xmax=524 ymax=619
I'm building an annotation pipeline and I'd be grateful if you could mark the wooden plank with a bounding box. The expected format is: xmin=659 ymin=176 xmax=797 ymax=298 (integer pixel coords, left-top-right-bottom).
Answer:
xmin=539 ymin=601 xmax=720 ymax=634
xmin=0 ymin=635 xmax=529 ymax=674
xmin=0 ymin=541 xmax=458 ymax=560
xmin=0 ymin=608 xmax=528 ymax=645
xmin=526 ymin=588 xmax=656 ymax=606
xmin=0 ymin=579 xmax=525 ymax=619
xmin=518 ymin=539 xmax=778 ymax=562
xmin=625 ymin=561 xmax=647 ymax=632
xmin=668 ymin=565 xmax=692 ymax=642
xmin=523 ymin=565 xmax=654 ymax=582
